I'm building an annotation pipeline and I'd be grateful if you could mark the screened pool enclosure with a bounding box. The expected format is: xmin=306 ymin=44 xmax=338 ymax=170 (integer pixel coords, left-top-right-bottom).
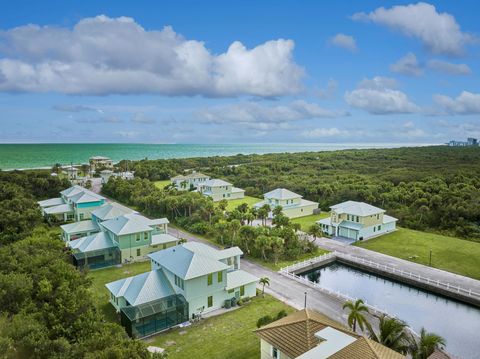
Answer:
xmin=120 ymin=294 xmax=189 ymax=338
xmin=72 ymin=246 xmax=121 ymax=270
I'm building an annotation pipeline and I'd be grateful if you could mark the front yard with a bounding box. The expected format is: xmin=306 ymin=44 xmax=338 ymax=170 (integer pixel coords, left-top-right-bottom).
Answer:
xmin=147 ymin=294 xmax=293 ymax=359
xmin=223 ymin=195 xmax=261 ymax=211
xmin=291 ymin=212 xmax=330 ymax=231
xmin=154 ymin=180 xmax=171 ymax=189
xmin=355 ymin=227 xmax=480 ymax=280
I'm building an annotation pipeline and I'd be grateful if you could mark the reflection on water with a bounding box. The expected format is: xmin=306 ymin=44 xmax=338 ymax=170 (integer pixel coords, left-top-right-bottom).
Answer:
xmin=299 ymin=262 xmax=480 ymax=359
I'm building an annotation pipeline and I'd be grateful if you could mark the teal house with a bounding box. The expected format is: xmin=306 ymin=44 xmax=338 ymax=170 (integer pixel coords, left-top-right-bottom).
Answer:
xmin=106 ymin=242 xmax=258 ymax=337
xmin=38 ymin=185 xmax=105 ymax=222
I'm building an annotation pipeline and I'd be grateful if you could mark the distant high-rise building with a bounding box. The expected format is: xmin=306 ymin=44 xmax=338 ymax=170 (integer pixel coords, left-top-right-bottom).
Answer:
xmin=448 ymin=138 xmax=478 ymax=147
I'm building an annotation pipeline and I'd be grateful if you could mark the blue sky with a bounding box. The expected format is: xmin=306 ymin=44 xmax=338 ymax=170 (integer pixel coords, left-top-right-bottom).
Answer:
xmin=1 ymin=0 xmax=479 ymax=143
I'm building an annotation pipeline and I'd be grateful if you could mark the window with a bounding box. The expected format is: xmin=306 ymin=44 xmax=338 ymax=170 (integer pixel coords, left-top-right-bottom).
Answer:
xmin=240 ymin=285 xmax=245 ymax=296
xmin=218 ymin=271 xmax=223 ymax=283
xmin=174 ymin=275 xmax=184 ymax=290
xmin=163 ymin=243 xmax=167 ymax=250
xmin=377 ymin=214 xmax=380 ymax=219
xmin=207 ymin=273 xmax=213 ymax=286
xmin=373 ymin=227 xmax=376 ymax=232
xmin=227 ymin=257 xmax=233 ymax=266
xmin=347 ymin=214 xmax=350 ymax=221
xmin=136 ymin=248 xmax=141 ymax=257
xmin=79 ymin=213 xmax=84 ymax=220
xmin=207 ymin=296 xmax=213 ymax=308
xmin=136 ymin=233 xmax=141 ymax=242
xmin=378 ymin=225 xmax=381 ymax=230
xmin=167 ymin=299 xmax=173 ymax=307
xmin=144 ymin=232 xmax=148 ymax=240
xmin=356 ymin=216 xmax=359 ymax=223
xmin=272 ymin=347 xmax=279 ymax=359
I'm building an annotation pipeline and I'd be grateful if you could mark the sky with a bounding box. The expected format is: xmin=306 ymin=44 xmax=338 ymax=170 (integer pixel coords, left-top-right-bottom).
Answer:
xmin=0 ymin=0 xmax=479 ymax=144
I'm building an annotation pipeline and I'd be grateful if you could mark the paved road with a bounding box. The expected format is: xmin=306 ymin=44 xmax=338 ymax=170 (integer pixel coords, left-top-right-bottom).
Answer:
xmin=169 ymin=225 xmax=380 ymax=329
xmin=311 ymin=236 xmax=480 ymax=294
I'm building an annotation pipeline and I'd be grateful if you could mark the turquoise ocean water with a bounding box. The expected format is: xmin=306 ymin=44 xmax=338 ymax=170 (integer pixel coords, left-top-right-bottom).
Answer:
xmin=0 ymin=143 xmax=435 ymax=170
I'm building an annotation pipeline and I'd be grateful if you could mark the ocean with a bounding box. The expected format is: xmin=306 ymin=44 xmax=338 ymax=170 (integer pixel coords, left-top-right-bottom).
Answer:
xmin=0 ymin=143 xmax=436 ymax=170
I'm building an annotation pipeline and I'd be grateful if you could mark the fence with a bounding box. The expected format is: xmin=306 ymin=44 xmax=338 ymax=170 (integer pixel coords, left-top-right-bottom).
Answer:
xmin=280 ymin=251 xmax=480 ymax=301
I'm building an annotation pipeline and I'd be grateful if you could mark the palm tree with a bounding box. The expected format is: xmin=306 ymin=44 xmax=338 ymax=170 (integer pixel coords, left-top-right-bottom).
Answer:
xmin=228 ymin=219 xmax=242 ymax=246
xmin=259 ymin=277 xmax=270 ymax=297
xmin=369 ymin=315 xmax=411 ymax=355
xmin=272 ymin=205 xmax=283 ymax=217
xmin=409 ymin=328 xmax=446 ymax=359
xmin=342 ymin=299 xmax=370 ymax=333
xmin=307 ymin=223 xmax=322 ymax=242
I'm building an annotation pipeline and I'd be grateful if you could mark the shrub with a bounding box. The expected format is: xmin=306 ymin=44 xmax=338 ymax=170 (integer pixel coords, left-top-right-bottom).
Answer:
xmin=256 ymin=315 xmax=273 ymax=328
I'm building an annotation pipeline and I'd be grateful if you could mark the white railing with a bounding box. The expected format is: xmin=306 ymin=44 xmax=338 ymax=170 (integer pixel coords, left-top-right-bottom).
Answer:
xmin=280 ymin=251 xmax=480 ymax=300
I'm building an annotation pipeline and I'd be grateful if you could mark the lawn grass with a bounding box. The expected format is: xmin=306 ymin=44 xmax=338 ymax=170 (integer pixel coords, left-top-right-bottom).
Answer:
xmin=355 ymin=227 xmax=480 ymax=280
xmin=88 ymin=261 xmax=152 ymax=322
xmin=224 ymin=195 xmax=261 ymax=211
xmin=154 ymin=180 xmax=171 ymax=189
xmin=291 ymin=212 xmax=330 ymax=232
xmin=147 ymin=294 xmax=293 ymax=359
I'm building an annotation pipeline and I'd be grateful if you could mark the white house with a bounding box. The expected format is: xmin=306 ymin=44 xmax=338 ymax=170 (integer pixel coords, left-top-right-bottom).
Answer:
xmin=198 ymin=179 xmax=245 ymax=202
xmin=254 ymin=188 xmax=319 ymax=219
xmin=171 ymin=172 xmax=210 ymax=191
xmin=105 ymin=242 xmax=258 ymax=337
xmin=318 ymin=201 xmax=397 ymax=241
xmin=89 ymin=156 xmax=113 ymax=171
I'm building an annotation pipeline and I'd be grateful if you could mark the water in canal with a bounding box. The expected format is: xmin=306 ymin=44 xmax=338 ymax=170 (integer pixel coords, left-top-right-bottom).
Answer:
xmin=299 ymin=262 xmax=480 ymax=358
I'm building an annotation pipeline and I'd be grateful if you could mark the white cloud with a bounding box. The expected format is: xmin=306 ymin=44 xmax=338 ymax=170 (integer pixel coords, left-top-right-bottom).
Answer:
xmin=53 ymin=104 xmax=100 ymax=112
xmin=433 ymin=91 xmax=480 ymax=115
xmin=301 ymin=127 xmax=348 ymax=138
xmin=131 ymin=112 xmax=155 ymax=124
xmin=390 ymin=53 xmax=422 ymax=76
xmin=330 ymin=34 xmax=357 ymax=51
xmin=316 ymin=79 xmax=338 ymax=99
xmin=76 ymin=116 xmax=122 ymax=124
xmin=427 ymin=60 xmax=472 ymax=75
xmin=352 ymin=2 xmax=475 ymax=56
xmin=198 ymin=100 xmax=348 ymax=127
xmin=345 ymin=76 xmax=419 ymax=114
xmin=0 ymin=15 xmax=304 ymax=97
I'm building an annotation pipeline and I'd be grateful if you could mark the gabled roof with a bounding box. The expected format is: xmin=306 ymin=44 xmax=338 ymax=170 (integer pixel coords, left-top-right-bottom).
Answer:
xmin=38 ymin=197 xmax=65 ymax=208
xmin=60 ymin=220 xmax=99 ymax=234
xmin=256 ymin=309 xmax=355 ymax=359
xmin=60 ymin=185 xmax=105 ymax=202
xmin=105 ymin=269 xmax=175 ymax=306
xmin=44 ymin=203 xmax=73 ymax=214
xmin=69 ymin=232 xmax=115 ymax=252
xmin=331 ymin=201 xmax=385 ymax=217
xmin=264 ymin=188 xmax=302 ymax=200
xmin=100 ymin=213 xmax=154 ymax=236
xmin=202 ymin=179 xmax=232 ymax=187
xmin=91 ymin=202 xmax=135 ymax=221
xmin=148 ymin=243 xmax=230 ymax=280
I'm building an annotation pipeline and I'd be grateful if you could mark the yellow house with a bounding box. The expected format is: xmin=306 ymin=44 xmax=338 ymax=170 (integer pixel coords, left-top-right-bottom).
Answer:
xmin=254 ymin=188 xmax=318 ymax=219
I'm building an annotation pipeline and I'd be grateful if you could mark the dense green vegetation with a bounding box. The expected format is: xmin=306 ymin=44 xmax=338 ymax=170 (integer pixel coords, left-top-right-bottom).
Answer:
xmin=149 ymin=294 xmax=293 ymax=359
xmin=0 ymin=171 xmax=153 ymax=358
xmin=0 ymin=170 xmax=70 ymax=244
xmin=119 ymin=146 xmax=480 ymax=240
xmin=103 ymin=178 xmax=317 ymax=265
xmin=355 ymin=227 xmax=480 ymax=279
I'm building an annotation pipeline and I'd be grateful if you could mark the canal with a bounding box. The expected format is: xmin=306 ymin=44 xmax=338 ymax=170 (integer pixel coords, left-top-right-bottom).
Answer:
xmin=299 ymin=261 xmax=480 ymax=358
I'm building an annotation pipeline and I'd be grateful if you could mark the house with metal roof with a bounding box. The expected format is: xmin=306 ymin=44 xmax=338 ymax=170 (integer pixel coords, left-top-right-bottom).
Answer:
xmin=170 ymin=171 xmax=210 ymax=191
xmin=256 ymin=309 xmax=405 ymax=359
xmin=254 ymin=188 xmax=319 ymax=219
xmin=106 ymin=242 xmax=258 ymax=337
xmin=89 ymin=155 xmax=113 ymax=171
xmin=317 ymin=201 xmax=397 ymax=241
xmin=38 ymin=185 xmax=105 ymax=222
xmin=197 ymin=178 xmax=245 ymax=201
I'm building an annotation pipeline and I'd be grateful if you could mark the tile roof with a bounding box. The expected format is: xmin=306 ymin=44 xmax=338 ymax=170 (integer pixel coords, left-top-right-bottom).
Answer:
xmin=69 ymin=232 xmax=115 ymax=252
xmin=264 ymin=188 xmax=302 ymax=200
xmin=327 ymin=337 xmax=405 ymax=359
xmin=331 ymin=201 xmax=385 ymax=217
xmin=91 ymin=202 xmax=135 ymax=221
xmin=60 ymin=220 xmax=99 ymax=234
xmin=105 ymin=269 xmax=175 ymax=306
xmin=148 ymin=243 xmax=230 ymax=280
xmin=226 ymin=270 xmax=258 ymax=290
xmin=256 ymin=309 xmax=356 ymax=359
